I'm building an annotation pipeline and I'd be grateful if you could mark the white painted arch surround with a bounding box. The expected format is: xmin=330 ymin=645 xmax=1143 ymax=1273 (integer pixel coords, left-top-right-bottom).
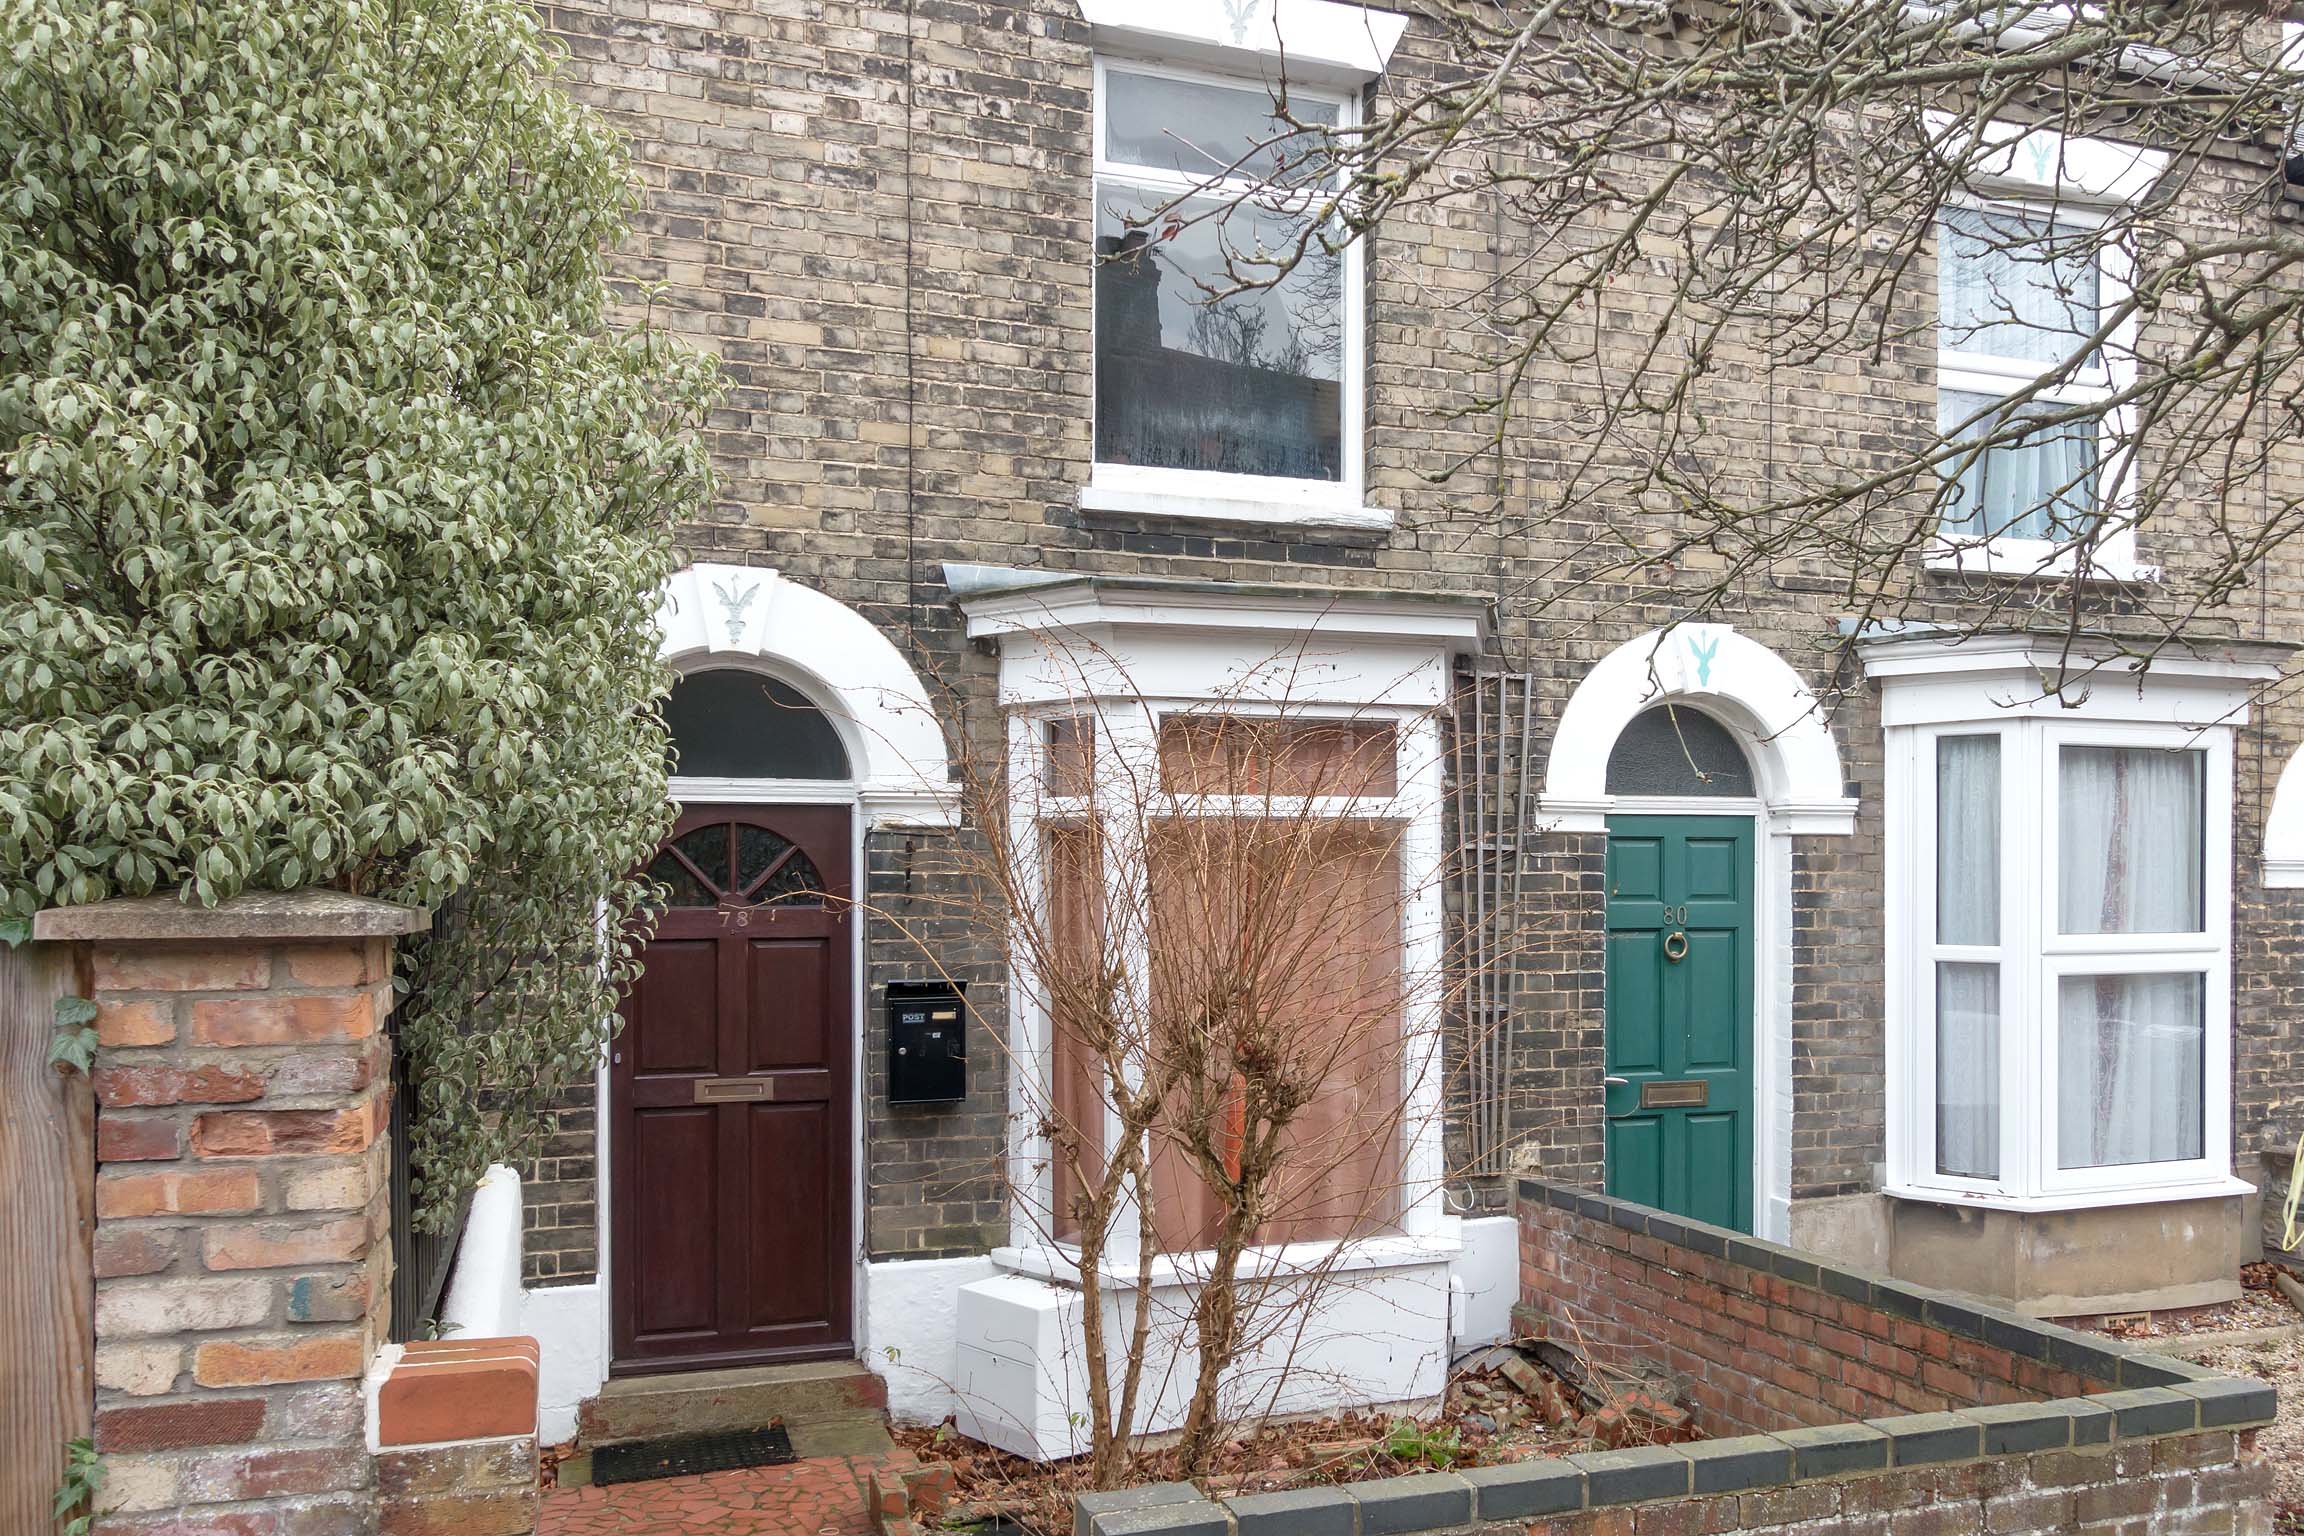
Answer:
xmin=2265 ymin=747 xmax=2304 ymax=888
xmin=655 ymin=563 xmax=956 ymax=828
xmin=1539 ymin=625 xmax=1857 ymax=1246
xmin=1539 ymin=623 xmax=1855 ymax=835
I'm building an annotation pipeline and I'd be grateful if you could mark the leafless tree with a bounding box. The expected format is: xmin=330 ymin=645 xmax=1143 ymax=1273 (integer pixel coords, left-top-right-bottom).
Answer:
xmin=1116 ymin=0 xmax=2304 ymax=689
xmin=868 ymin=636 xmax=1537 ymax=1487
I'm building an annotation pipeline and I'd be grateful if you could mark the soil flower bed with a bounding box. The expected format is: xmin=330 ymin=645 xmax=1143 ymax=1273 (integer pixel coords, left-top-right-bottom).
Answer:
xmin=896 ymin=1341 xmax=1697 ymax=1536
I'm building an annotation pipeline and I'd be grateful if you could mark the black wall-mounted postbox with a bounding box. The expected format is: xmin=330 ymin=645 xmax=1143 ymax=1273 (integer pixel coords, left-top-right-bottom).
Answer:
xmin=886 ymin=981 xmax=966 ymax=1105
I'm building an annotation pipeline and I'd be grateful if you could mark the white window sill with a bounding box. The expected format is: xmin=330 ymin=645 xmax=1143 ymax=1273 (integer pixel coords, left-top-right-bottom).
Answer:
xmin=990 ymin=1230 xmax=1459 ymax=1291
xmin=1078 ymin=484 xmax=1396 ymax=533
xmin=1884 ymin=1174 xmax=2253 ymax=1215
xmin=1923 ymin=540 xmax=2160 ymax=584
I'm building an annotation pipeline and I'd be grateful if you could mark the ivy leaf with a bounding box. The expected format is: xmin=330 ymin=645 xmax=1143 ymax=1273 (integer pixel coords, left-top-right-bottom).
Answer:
xmin=0 ymin=917 xmax=28 ymax=948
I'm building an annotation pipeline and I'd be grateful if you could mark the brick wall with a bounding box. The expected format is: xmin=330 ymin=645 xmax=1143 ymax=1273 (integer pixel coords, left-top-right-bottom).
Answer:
xmin=35 ymin=892 xmax=429 ymax=1535
xmin=1517 ymin=1181 xmax=2129 ymax=1437
xmin=1075 ymin=1436 xmax=2277 ymax=1536
xmin=1063 ymin=1178 xmax=2277 ymax=1536
xmin=526 ymin=0 xmax=2304 ymax=1266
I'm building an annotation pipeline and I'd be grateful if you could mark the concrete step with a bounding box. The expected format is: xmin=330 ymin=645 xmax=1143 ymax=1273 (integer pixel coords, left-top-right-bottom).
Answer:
xmin=578 ymin=1359 xmax=891 ymax=1448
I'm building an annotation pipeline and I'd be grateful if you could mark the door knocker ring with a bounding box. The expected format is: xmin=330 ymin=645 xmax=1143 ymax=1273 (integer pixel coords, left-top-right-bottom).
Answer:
xmin=1662 ymin=930 xmax=1689 ymax=962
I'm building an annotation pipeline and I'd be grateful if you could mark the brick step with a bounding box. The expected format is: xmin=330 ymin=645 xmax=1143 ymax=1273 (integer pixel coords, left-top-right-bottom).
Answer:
xmin=578 ymin=1359 xmax=890 ymax=1449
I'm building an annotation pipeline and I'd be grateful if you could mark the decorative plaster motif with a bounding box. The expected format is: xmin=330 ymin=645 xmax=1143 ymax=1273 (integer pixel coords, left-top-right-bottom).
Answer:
xmin=712 ymin=575 xmax=762 ymax=646
xmin=1687 ymin=631 xmax=1721 ymax=689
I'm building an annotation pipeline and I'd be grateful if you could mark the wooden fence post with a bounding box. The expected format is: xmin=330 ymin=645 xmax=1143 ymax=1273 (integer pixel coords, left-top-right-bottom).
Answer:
xmin=0 ymin=938 xmax=97 ymax=1533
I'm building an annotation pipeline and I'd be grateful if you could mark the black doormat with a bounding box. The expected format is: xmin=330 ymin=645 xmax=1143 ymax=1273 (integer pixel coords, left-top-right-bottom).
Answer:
xmin=591 ymin=1424 xmax=796 ymax=1485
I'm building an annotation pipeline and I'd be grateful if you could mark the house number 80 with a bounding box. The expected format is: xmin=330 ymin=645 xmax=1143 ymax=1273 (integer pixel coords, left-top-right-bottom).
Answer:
xmin=1660 ymin=905 xmax=1688 ymax=923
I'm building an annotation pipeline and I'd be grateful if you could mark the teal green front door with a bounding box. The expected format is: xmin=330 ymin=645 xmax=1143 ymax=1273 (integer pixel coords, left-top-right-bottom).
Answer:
xmin=1603 ymin=815 xmax=1754 ymax=1232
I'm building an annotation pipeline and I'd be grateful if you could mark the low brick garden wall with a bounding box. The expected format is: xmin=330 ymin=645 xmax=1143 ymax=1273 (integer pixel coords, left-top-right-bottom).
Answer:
xmin=1073 ymin=1178 xmax=2278 ymax=1536
xmin=1517 ymin=1181 xmax=2120 ymax=1433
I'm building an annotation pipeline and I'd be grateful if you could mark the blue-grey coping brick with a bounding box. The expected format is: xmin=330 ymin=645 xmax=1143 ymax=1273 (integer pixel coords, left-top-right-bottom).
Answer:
xmin=2066 ymin=1398 xmax=2115 ymax=1446
xmin=1819 ymin=1266 xmax=1871 ymax=1304
xmin=1668 ymin=1221 xmax=1728 ymax=1258
xmin=1973 ymin=1308 xmax=2054 ymax=1363
xmin=1868 ymin=1411 xmax=1984 ymax=1466
xmin=2041 ymin=1331 xmax=2126 ymax=1385
xmin=1959 ymin=1402 xmax=2077 ymax=1455
xmin=1349 ymin=1472 xmax=1469 ymax=1536
xmin=2173 ymin=1376 xmax=2279 ymax=1429
xmin=1565 ymin=1448 xmax=1691 ymax=1506
xmin=1087 ymin=1504 xmax=1231 ymax=1536
xmin=1921 ymin=1295 xmax=1987 ymax=1338
xmin=2095 ymin=1386 xmax=2201 ymax=1439
xmin=1768 ymin=1249 xmax=1822 ymax=1289
xmin=1869 ymin=1283 xmax=1932 ymax=1323
xmin=1078 ymin=1484 xmax=1206 ymax=1536
xmin=2117 ymin=1354 xmax=2197 ymax=1389
xmin=1682 ymin=1434 xmax=1793 ymax=1494
xmin=1461 ymin=1459 xmax=1584 ymax=1520
xmin=1224 ymin=1487 xmax=1355 ymax=1536
xmin=1777 ymin=1422 xmax=1890 ymax=1480
xmin=1641 ymin=1213 xmax=1690 ymax=1249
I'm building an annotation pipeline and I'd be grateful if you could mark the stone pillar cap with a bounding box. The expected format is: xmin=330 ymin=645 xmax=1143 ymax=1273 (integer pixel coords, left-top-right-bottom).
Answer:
xmin=32 ymin=889 xmax=431 ymax=942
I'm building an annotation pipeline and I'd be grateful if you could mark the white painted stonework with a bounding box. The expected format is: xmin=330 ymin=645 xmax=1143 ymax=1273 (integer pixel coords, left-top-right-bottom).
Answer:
xmin=522 ymin=1282 xmax=609 ymax=1447
xmin=860 ymin=1254 xmax=1000 ymax=1426
xmin=1077 ymin=0 xmax=1408 ymax=86
xmin=949 ymin=1237 xmax=1457 ymax=1460
xmin=656 ymin=563 xmax=954 ymax=828
xmin=2265 ymin=747 xmax=2304 ymax=888
xmin=438 ymin=1164 xmax=524 ymax=1340
xmin=1538 ymin=624 xmax=1855 ymax=835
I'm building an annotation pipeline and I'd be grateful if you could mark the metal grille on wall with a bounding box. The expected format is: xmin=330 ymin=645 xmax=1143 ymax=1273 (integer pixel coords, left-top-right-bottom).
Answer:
xmin=1448 ymin=666 xmax=1539 ymax=1176
xmin=387 ymin=1026 xmax=469 ymax=1343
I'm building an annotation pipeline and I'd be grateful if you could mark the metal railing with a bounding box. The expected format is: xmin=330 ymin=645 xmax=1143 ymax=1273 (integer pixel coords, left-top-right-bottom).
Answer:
xmin=386 ymin=1027 xmax=469 ymax=1343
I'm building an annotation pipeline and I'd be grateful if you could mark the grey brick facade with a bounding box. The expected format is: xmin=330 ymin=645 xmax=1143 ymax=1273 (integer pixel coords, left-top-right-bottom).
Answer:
xmin=516 ymin=0 xmax=2303 ymax=1291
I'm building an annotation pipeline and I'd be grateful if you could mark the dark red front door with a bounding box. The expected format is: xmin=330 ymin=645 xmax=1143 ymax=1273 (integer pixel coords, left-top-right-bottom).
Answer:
xmin=611 ymin=804 xmax=853 ymax=1372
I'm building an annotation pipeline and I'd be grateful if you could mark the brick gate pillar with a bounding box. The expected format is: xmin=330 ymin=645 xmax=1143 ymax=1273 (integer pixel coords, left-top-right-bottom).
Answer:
xmin=35 ymin=890 xmax=429 ymax=1534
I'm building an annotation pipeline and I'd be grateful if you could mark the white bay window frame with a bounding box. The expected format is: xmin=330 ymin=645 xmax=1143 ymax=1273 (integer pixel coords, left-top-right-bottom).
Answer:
xmin=957 ymin=576 xmax=1486 ymax=1279
xmin=1086 ymin=53 xmax=1376 ymax=529
xmin=1869 ymin=631 xmax=2273 ymax=1212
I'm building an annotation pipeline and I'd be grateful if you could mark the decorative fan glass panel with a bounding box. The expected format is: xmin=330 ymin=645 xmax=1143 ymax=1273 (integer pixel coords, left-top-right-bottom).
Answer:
xmin=1604 ymin=705 xmax=1754 ymax=797
xmin=648 ymin=821 xmax=826 ymax=908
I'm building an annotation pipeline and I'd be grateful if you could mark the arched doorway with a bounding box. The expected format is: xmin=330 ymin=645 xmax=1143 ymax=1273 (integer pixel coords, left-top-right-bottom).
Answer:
xmin=1539 ymin=624 xmax=1857 ymax=1241
xmin=1597 ymin=704 xmax=1760 ymax=1232
xmin=611 ymin=670 xmax=858 ymax=1371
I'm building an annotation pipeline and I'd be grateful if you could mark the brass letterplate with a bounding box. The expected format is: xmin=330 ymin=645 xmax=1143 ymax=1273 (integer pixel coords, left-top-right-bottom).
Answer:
xmin=1640 ymin=1078 xmax=1710 ymax=1109
xmin=694 ymin=1077 xmax=774 ymax=1103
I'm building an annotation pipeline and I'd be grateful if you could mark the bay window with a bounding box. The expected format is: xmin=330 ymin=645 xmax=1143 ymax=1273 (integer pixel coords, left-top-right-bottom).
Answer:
xmin=1870 ymin=632 xmax=2269 ymax=1209
xmin=1090 ymin=57 xmax=1365 ymax=519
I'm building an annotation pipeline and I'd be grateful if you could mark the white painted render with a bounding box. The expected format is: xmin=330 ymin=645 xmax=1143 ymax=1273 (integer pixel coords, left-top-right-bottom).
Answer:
xmin=1536 ymin=624 xmax=1856 ymax=836
xmin=438 ymin=1163 xmax=525 ymax=1341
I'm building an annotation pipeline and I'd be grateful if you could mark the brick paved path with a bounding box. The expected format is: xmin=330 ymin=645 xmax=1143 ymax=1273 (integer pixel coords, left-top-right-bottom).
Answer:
xmin=543 ymin=1452 xmax=913 ymax=1536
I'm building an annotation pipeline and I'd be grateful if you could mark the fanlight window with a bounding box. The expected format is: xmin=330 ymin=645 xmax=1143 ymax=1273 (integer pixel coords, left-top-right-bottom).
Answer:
xmin=1604 ymin=705 xmax=1754 ymax=798
xmin=648 ymin=821 xmax=826 ymax=909
xmin=664 ymin=670 xmax=850 ymax=781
